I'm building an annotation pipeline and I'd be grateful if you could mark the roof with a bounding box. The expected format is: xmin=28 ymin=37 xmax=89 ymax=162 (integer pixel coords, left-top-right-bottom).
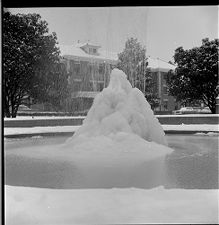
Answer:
xmin=77 ymin=42 xmax=101 ymax=48
xmin=59 ymin=44 xmax=175 ymax=71
xmin=147 ymin=57 xmax=176 ymax=72
xmin=59 ymin=44 xmax=118 ymax=65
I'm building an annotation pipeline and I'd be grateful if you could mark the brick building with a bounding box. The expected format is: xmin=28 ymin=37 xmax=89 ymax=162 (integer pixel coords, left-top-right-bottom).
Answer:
xmin=59 ymin=41 xmax=118 ymax=111
xmin=147 ymin=57 xmax=178 ymax=112
xmin=60 ymin=42 xmax=177 ymax=113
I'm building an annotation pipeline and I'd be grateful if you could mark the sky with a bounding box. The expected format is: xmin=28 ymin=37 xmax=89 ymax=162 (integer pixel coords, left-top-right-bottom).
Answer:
xmin=8 ymin=6 xmax=218 ymax=62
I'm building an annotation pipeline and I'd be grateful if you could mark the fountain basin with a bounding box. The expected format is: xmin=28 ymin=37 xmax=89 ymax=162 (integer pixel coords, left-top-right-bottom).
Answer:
xmin=6 ymin=136 xmax=171 ymax=189
xmin=5 ymin=134 xmax=218 ymax=189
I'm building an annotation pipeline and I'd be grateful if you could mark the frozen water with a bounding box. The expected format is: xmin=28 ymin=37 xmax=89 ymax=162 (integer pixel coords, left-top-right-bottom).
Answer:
xmin=67 ymin=68 xmax=167 ymax=145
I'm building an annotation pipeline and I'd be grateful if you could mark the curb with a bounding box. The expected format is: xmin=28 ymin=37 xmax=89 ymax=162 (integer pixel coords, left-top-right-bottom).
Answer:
xmin=4 ymin=130 xmax=219 ymax=139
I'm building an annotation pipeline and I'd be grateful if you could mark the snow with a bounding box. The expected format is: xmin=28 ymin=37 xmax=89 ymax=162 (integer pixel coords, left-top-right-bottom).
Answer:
xmin=4 ymin=116 xmax=86 ymax=121
xmin=59 ymin=44 xmax=118 ymax=64
xmin=6 ymin=185 xmax=218 ymax=224
xmin=157 ymin=114 xmax=219 ymax=117
xmin=4 ymin=126 xmax=80 ymax=136
xmin=147 ymin=56 xmax=176 ymax=72
xmin=67 ymin=68 xmax=168 ymax=146
xmin=5 ymin=69 xmax=218 ymax=224
xmin=194 ymin=132 xmax=219 ymax=136
xmin=59 ymin=69 xmax=172 ymax=185
xmin=4 ymin=124 xmax=219 ymax=137
xmin=163 ymin=124 xmax=219 ymax=132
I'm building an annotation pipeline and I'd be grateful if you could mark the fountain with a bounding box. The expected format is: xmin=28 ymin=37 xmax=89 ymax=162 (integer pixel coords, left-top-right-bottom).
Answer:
xmin=5 ymin=68 xmax=218 ymax=224
xmin=6 ymin=69 xmax=173 ymax=189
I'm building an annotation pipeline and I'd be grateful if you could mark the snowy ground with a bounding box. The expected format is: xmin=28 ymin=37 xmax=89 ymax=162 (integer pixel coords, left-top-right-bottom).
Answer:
xmin=4 ymin=126 xmax=81 ymax=136
xmin=4 ymin=116 xmax=86 ymax=120
xmin=6 ymin=185 xmax=218 ymax=225
xmin=4 ymin=124 xmax=219 ymax=136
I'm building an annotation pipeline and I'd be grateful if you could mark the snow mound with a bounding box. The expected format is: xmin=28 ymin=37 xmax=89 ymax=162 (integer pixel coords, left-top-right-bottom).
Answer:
xmin=67 ymin=68 xmax=167 ymax=146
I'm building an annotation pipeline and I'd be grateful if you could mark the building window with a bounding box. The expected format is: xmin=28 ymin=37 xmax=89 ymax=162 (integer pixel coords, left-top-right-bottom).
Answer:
xmin=88 ymin=63 xmax=93 ymax=75
xmin=73 ymin=61 xmax=80 ymax=76
xmin=73 ymin=81 xmax=81 ymax=92
xmin=69 ymin=60 xmax=74 ymax=72
xmin=163 ymin=86 xmax=168 ymax=95
xmin=162 ymin=72 xmax=168 ymax=80
xmin=163 ymin=100 xmax=168 ymax=110
xmin=99 ymin=63 xmax=104 ymax=75
xmin=89 ymin=48 xmax=97 ymax=55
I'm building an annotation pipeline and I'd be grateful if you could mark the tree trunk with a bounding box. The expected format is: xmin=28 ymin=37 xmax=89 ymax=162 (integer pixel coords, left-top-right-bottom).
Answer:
xmin=4 ymin=108 xmax=11 ymax=118
xmin=4 ymin=98 xmax=11 ymax=117
xmin=11 ymin=104 xmax=18 ymax=118
xmin=210 ymin=106 xmax=216 ymax=114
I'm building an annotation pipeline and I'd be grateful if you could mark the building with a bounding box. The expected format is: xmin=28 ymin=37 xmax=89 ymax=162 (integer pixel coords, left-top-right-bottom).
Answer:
xmin=147 ymin=57 xmax=178 ymax=112
xmin=59 ymin=41 xmax=118 ymax=112
xmin=60 ymin=42 xmax=177 ymax=113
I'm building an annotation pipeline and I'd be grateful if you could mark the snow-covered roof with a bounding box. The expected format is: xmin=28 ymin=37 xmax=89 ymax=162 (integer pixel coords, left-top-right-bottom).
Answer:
xmin=59 ymin=44 xmax=175 ymax=71
xmin=147 ymin=57 xmax=176 ymax=72
xmin=59 ymin=44 xmax=118 ymax=65
xmin=76 ymin=42 xmax=101 ymax=48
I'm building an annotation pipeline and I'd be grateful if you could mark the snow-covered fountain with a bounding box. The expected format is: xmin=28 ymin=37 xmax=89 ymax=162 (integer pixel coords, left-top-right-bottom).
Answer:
xmin=6 ymin=69 xmax=173 ymax=189
xmin=62 ymin=68 xmax=173 ymax=188
xmin=5 ymin=69 xmax=218 ymax=224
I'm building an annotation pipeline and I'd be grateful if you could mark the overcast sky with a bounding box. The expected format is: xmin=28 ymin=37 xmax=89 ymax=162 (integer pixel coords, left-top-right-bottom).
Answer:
xmin=9 ymin=6 xmax=218 ymax=62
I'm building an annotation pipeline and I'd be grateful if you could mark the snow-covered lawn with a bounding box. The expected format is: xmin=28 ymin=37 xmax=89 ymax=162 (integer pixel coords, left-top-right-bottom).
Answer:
xmin=4 ymin=116 xmax=86 ymax=120
xmin=6 ymin=185 xmax=218 ymax=224
xmin=162 ymin=124 xmax=219 ymax=132
xmin=4 ymin=124 xmax=219 ymax=136
xmin=4 ymin=126 xmax=81 ymax=136
xmin=157 ymin=114 xmax=218 ymax=117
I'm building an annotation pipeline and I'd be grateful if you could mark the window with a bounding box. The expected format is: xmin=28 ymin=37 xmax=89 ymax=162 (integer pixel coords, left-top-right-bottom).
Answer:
xmin=88 ymin=63 xmax=93 ymax=74
xmin=162 ymin=72 xmax=168 ymax=80
xmin=74 ymin=62 xmax=80 ymax=76
xmin=163 ymin=86 xmax=168 ymax=95
xmin=70 ymin=60 xmax=74 ymax=72
xmin=73 ymin=81 xmax=81 ymax=92
xmin=89 ymin=48 xmax=97 ymax=55
xmin=163 ymin=100 xmax=168 ymax=110
xmin=99 ymin=63 xmax=104 ymax=75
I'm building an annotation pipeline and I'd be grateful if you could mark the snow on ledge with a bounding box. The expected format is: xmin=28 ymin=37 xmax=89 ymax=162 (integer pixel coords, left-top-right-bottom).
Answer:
xmin=4 ymin=124 xmax=219 ymax=136
xmin=4 ymin=116 xmax=86 ymax=121
xmin=162 ymin=124 xmax=219 ymax=132
xmin=157 ymin=114 xmax=219 ymax=117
